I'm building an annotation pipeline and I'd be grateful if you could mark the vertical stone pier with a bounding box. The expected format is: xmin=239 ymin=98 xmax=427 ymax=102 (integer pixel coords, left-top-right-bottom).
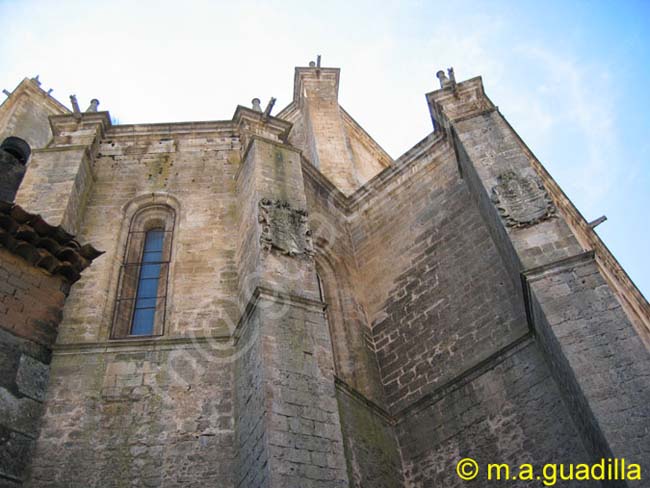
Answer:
xmin=15 ymin=111 xmax=108 ymax=234
xmin=292 ymin=67 xmax=359 ymax=195
xmin=428 ymin=76 xmax=650 ymax=480
xmin=233 ymin=105 xmax=349 ymax=487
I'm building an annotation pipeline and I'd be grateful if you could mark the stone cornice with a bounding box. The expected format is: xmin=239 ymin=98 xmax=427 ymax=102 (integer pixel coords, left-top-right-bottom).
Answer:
xmin=300 ymin=131 xmax=449 ymax=217
xmin=106 ymin=120 xmax=235 ymax=138
xmin=332 ymin=333 xmax=534 ymax=424
xmin=48 ymin=111 xmax=112 ymax=150
xmin=347 ymin=132 xmax=448 ymax=213
xmin=232 ymin=105 xmax=292 ymax=139
xmin=426 ymin=76 xmax=494 ymax=131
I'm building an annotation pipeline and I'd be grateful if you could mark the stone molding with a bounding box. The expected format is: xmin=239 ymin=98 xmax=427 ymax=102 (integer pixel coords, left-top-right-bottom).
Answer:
xmin=392 ymin=333 xmax=533 ymax=422
xmin=53 ymin=333 xmax=232 ymax=355
xmin=233 ymin=286 xmax=327 ymax=344
xmin=334 ymin=377 xmax=394 ymax=425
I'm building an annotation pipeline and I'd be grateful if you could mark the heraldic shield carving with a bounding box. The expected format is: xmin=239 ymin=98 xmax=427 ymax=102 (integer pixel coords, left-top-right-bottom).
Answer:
xmin=258 ymin=198 xmax=314 ymax=257
xmin=491 ymin=171 xmax=556 ymax=228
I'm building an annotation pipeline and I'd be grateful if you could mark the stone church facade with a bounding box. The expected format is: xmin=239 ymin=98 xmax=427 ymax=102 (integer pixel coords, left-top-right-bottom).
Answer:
xmin=0 ymin=62 xmax=648 ymax=487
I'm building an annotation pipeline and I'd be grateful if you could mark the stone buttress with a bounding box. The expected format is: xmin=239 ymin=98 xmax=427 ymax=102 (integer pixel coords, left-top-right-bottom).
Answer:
xmin=0 ymin=62 xmax=648 ymax=488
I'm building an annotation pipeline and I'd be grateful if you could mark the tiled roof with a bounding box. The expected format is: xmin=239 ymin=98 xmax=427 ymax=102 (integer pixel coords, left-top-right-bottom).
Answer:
xmin=0 ymin=202 xmax=102 ymax=282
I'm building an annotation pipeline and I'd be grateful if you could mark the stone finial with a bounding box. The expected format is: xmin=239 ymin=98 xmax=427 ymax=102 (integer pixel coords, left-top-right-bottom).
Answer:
xmin=308 ymin=56 xmax=322 ymax=68
xmin=436 ymin=70 xmax=448 ymax=88
xmin=2 ymin=89 xmax=10 ymax=97
xmin=31 ymin=75 xmax=41 ymax=86
xmin=85 ymin=99 xmax=100 ymax=112
xmin=70 ymin=95 xmax=80 ymax=113
xmin=251 ymin=98 xmax=262 ymax=112
xmin=436 ymin=68 xmax=457 ymax=90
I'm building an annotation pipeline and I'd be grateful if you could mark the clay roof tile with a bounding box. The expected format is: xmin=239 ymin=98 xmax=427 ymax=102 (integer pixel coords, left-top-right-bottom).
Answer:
xmin=0 ymin=202 xmax=103 ymax=282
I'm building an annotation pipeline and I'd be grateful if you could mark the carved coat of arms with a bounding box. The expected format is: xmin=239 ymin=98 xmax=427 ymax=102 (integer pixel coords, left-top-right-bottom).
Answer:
xmin=491 ymin=171 xmax=555 ymax=228
xmin=258 ymin=199 xmax=314 ymax=257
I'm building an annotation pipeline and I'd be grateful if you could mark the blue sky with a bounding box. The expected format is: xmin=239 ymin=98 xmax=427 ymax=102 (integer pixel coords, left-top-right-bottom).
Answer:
xmin=1 ymin=0 xmax=649 ymax=296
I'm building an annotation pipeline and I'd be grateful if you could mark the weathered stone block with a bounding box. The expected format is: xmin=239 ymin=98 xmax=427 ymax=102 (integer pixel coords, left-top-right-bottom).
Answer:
xmin=0 ymin=426 xmax=33 ymax=482
xmin=0 ymin=389 xmax=43 ymax=439
xmin=15 ymin=356 xmax=48 ymax=402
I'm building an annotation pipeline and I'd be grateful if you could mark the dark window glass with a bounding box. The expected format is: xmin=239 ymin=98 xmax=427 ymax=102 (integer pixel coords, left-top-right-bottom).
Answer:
xmin=131 ymin=229 xmax=164 ymax=335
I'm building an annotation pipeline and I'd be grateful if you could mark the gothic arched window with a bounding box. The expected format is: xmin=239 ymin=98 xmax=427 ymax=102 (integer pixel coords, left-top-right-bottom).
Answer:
xmin=112 ymin=204 xmax=175 ymax=338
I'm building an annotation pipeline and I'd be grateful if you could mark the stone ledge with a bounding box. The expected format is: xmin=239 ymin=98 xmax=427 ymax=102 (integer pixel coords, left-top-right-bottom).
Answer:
xmin=522 ymin=251 xmax=595 ymax=283
xmin=334 ymin=377 xmax=394 ymax=425
xmin=301 ymin=131 xmax=449 ymax=217
xmin=333 ymin=334 xmax=534 ymax=425
xmin=53 ymin=333 xmax=232 ymax=355
xmin=233 ymin=286 xmax=327 ymax=344
xmin=31 ymin=144 xmax=89 ymax=154
xmin=106 ymin=120 xmax=235 ymax=137
xmin=392 ymin=333 xmax=533 ymax=421
xmin=235 ymin=135 xmax=303 ymax=183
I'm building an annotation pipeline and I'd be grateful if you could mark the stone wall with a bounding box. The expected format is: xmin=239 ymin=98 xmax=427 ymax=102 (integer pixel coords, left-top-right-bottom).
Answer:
xmin=302 ymin=160 xmax=386 ymax=405
xmin=27 ymin=344 xmax=235 ymax=487
xmin=0 ymin=248 xmax=66 ymax=486
xmin=338 ymin=131 xmax=597 ymax=485
xmin=243 ymin=295 xmax=348 ymax=487
xmin=396 ymin=339 xmax=594 ymax=487
xmin=346 ymin=136 xmax=526 ymax=412
xmin=336 ymin=381 xmax=402 ymax=488
xmin=3 ymin=64 xmax=648 ymax=487
xmin=56 ymin=122 xmax=241 ymax=343
xmin=434 ymin=78 xmax=650 ymax=482
xmin=234 ymin=307 xmax=269 ymax=488
xmin=26 ymin=123 xmax=242 ymax=486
